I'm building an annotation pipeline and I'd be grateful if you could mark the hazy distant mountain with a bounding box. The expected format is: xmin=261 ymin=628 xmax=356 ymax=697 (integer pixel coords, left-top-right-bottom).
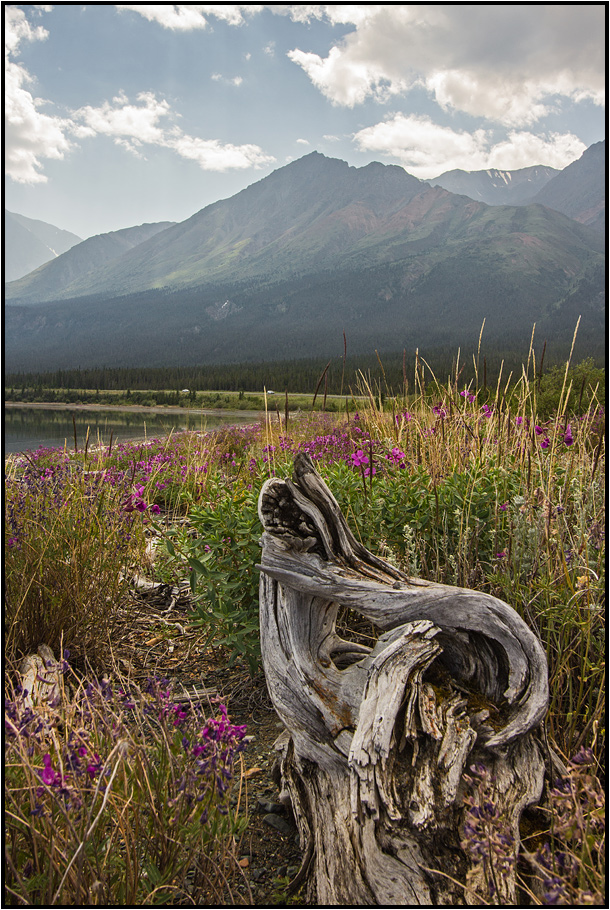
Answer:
xmin=5 ymin=222 xmax=176 ymax=303
xmin=526 ymin=141 xmax=605 ymax=231
xmin=5 ymin=211 xmax=82 ymax=282
xmin=4 ymin=152 xmax=605 ymax=372
xmin=428 ymin=165 xmax=559 ymax=205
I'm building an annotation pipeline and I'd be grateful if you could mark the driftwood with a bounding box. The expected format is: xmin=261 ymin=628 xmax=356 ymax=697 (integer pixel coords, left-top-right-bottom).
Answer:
xmin=19 ymin=644 xmax=63 ymax=710
xmin=258 ymin=453 xmax=549 ymax=905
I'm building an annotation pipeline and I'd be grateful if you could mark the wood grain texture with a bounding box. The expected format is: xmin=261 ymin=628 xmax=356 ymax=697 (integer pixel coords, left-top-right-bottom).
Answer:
xmin=258 ymin=453 xmax=549 ymax=904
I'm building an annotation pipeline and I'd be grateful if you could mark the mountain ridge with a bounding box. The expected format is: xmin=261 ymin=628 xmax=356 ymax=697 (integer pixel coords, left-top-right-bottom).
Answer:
xmin=5 ymin=211 xmax=82 ymax=282
xmin=428 ymin=165 xmax=559 ymax=205
xmin=4 ymin=150 xmax=605 ymax=372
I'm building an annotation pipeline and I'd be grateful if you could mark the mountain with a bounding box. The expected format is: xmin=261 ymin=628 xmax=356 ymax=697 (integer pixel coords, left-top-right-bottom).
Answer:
xmin=4 ymin=152 xmax=605 ymax=372
xmin=428 ymin=142 xmax=606 ymax=233
xmin=7 ymin=154 xmax=426 ymax=303
xmin=525 ymin=141 xmax=605 ymax=231
xmin=4 ymin=211 xmax=82 ymax=282
xmin=5 ymin=221 xmax=176 ymax=303
xmin=428 ymin=165 xmax=558 ymax=205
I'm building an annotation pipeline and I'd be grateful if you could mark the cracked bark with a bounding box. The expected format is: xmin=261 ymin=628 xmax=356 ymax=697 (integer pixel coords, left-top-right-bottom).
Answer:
xmin=258 ymin=453 xmax=548 ymax=905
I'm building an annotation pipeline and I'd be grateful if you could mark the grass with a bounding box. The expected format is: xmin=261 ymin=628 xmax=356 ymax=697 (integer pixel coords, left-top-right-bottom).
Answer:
xmin=4 ymin=343 xmax=605 ymax=905
xmin=5 ymin=385 xmax=364 ymax=413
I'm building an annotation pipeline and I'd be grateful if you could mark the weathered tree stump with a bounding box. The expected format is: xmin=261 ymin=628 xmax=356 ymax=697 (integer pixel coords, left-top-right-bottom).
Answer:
xmin=258 ymin=453 xmax=549 ymax=905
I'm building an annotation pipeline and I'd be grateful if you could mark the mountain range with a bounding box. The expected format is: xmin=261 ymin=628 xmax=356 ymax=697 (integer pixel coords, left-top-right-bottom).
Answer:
xmin=4 ymin=143 xmax=605 ymax=372
xmin=428 ymin=164 xmax=559 ymax=205
xmin=5 ymin=211 xmax=82 ymax=282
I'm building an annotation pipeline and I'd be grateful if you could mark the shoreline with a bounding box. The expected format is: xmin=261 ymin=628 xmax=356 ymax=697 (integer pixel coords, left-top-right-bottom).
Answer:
xmin=4 ymin=400 xmax=265 ymax=419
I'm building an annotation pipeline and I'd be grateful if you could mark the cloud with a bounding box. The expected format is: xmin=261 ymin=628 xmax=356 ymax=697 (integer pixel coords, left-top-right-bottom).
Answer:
xmin=353 ymin=113 xmax=586 ymax=178
xmin=72 ymin=91 xmax=275 ymax=172
xmin=5 ymin=8 xmax=273 ymax=184
xmin=4 ymin=6 xmax=73 ymax=183
xmin=286 ymin=5 xmax=605 ymax=125
xmin=74 ymin=91 xmax=170 ymax=145
xmin=119 ymin=5 xmax=262 ymax=30
xmin=166 ymin=134 xmax=273 ymax=171
xmin=296 ymin=138 xmax=310 ymax=145
xmin=355 ymin=115 xmax=491 ymax=176
xmin=211 ymin=73 xmax=244 ymax=87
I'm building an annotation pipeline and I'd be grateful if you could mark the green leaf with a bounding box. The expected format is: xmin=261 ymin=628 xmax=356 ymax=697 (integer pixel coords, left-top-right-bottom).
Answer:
xmin=188 ymin=555 xmax=211 ymax=575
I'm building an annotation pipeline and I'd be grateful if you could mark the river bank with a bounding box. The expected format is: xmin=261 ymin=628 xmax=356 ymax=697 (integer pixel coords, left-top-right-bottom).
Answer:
xmin=4 ymin=400 xmax=265 ymax=419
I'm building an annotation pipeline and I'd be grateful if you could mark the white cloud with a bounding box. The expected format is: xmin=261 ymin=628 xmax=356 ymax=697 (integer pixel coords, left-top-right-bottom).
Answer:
xmin=74 ymin=91 xmax=170 ymax=145
xmin=286 ymin=5 xmax=605 ymax=125
xmin=486 ymin=132 xmax=587 ymax=172
xmin=353 ymin=114 xmax=586 ymax=178
xmin=166 ymin=134 xmax=273 ymax=171
xmin=5 ymin=7 xmax=273 ymax=184
xmin=4 ymin=6 xmax=73 ymax=183
xmin=288 ymin=45 xmax=406 ymax=107
xmin=355 ymin=115 xmax=491 ymax=176
xmin=119 ymin=5 xmax=262 ymax=30
xmin=211 ymin=73 xmax=243 ymax=87
xmin=296 ymin=138 xmax=310 ymax=145
xmin=72 ymin=91 xmax=275 ymax=172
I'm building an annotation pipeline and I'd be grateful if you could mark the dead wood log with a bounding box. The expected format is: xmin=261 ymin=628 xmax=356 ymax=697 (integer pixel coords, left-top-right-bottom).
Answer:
xmin=257 ymin=453 xmax=549 ymax=905
xmin=19 ymin=644 xmax=62 ymax=710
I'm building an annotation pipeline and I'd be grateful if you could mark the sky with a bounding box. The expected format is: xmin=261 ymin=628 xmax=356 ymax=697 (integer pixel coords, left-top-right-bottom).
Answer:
xmin=4 ymin=3 xmax=606 ymax=240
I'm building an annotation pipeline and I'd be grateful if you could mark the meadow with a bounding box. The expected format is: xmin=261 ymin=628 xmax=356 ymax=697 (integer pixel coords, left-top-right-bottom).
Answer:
xmin=4 ymin=351 xmax=605 ymax=905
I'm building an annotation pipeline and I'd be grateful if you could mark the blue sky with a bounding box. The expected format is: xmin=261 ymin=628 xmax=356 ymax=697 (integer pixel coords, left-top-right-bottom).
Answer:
xmin=5 ymin=4 xmax=606 ymax=239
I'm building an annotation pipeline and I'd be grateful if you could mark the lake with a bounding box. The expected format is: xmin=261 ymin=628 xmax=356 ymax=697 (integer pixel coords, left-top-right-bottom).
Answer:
xmin=4 ymin=405 xmax=260 ymax=455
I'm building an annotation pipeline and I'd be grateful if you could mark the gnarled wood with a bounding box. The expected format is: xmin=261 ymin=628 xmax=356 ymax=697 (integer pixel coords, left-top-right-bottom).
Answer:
xmin=258 ymin=453 xmax=549 ymax=905
xmin=19 ymin=644 xmax=62 ymax=710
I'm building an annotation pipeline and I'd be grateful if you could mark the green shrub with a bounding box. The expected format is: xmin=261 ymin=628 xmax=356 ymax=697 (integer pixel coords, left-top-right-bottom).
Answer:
xmin=161 ymin=480 xmax=262 ymax=675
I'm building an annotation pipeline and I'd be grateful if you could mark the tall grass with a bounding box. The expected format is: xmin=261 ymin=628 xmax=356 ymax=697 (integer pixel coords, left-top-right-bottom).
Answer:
xmin=4 ymin=663 xmax=248 ymax=906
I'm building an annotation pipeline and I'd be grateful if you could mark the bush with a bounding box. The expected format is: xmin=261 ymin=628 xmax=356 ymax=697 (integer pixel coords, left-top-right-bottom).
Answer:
xmin=161 ymin=480 xmax=263 ymax=675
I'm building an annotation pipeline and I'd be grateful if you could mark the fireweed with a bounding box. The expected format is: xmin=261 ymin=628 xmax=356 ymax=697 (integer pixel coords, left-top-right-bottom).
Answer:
xmin=4 ymin=668 xmax=247 ymax=906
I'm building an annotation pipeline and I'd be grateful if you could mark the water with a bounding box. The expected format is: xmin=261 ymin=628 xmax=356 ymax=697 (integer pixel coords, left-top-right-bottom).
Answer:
xmin=4 ymin=406 xmax=259 ymax=455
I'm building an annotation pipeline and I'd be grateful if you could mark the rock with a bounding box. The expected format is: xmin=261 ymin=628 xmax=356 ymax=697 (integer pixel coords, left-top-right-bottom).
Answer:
xmin=257 ymin=798 xmax=285 ymax=814
xmin=262 ymin=813 xmax=295 ymax=837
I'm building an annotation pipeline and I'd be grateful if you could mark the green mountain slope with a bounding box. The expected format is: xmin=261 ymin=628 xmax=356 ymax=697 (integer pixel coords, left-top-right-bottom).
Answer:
xmin=528 ymin=140 xmax=605 ymax=230
xmin=6 ymin=221 xmax=176 ymax=304
xmin=4 ymin=152 xmax=605 ymax=372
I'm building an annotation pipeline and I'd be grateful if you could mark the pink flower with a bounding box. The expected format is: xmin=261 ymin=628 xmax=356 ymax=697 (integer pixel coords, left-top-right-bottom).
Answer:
xmin=39 ymin=754 xmax=60 ymax=786
xmin=351 ymin=450 xmax=369 ymax=467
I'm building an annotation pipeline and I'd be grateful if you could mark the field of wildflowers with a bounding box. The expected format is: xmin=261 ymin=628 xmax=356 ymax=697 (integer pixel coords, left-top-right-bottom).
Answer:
xmin=4 ymin=354 xmax=605 ymax=905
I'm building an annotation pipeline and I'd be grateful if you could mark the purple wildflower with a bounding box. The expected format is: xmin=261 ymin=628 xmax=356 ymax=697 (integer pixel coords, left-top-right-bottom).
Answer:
xmin=351 ymin=450 xmax=369 ymax=468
